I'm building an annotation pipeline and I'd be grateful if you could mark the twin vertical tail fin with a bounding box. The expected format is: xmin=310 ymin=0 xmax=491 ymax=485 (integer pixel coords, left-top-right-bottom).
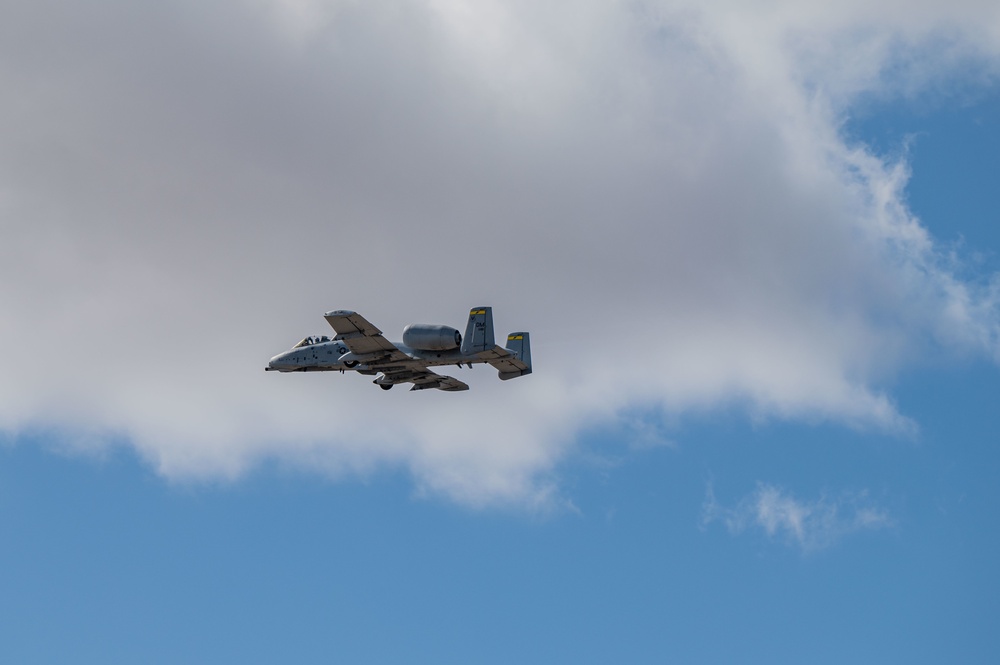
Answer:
xmin=463 ymin=305 xmax=532 ymax=380
xmin=461 ymin=307 xmax=495 ymax=355
xmin=499 ymin=332 xmax=532 ymax=380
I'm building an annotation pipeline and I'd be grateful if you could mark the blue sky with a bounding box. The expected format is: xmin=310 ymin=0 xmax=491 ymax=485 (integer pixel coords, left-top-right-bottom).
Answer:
xmin=4 ymin=343 xmax=999 ymax=662
xmin=3 ymin=2 xmax=1000 ymax=662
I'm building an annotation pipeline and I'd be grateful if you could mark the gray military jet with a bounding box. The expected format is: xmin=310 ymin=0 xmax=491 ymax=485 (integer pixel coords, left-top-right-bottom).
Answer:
xmin=266 ymin=306 xmax=531 ymax=392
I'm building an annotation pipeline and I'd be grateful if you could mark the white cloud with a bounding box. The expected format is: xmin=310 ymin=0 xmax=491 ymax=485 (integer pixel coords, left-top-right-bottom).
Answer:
xmin=702 ymin=482 xmax=893 ymax=551
xmin=1 ymin=0 xmax=999 ymax=506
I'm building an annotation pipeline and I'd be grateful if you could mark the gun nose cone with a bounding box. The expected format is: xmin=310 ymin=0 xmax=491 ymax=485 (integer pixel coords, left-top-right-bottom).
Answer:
xmin=266 ymin=353 xmax=286 ymax=371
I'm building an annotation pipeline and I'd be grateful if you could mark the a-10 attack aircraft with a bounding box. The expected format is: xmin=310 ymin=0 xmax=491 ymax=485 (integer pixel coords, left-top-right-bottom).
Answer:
xmin=266 ymin=306 xmax=531 ymax=392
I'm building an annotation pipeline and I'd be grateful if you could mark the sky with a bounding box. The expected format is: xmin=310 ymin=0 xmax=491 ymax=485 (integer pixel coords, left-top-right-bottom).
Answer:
xmin=1 ymin=0 xmax=999 ymax=662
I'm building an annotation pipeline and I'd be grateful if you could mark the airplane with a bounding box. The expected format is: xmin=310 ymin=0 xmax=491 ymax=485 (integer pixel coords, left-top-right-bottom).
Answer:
xmin=266 ymin=306 xmax=531 ymax=392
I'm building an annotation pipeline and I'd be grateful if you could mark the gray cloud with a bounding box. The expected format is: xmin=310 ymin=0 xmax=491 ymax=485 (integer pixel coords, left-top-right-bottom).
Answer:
xmin=2 ymin=0 xmax=999 ymax=505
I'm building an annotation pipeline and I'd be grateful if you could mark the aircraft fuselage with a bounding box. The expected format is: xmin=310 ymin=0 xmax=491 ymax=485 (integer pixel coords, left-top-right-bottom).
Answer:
xmin=266 ymin=340 xmax=488 ymax=373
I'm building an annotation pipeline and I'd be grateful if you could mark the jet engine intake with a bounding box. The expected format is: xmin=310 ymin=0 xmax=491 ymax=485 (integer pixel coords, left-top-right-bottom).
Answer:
xmin=401 ymin=324 xmax=462 ymax=351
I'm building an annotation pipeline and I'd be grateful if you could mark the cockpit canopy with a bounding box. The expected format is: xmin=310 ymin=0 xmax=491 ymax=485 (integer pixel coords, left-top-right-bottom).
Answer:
xmin=293 ymin=335 xmax=332 ymax=348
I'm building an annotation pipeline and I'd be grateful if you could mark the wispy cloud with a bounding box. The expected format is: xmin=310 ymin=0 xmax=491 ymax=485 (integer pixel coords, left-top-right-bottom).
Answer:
xmin=702 ymin=482 xmax=893 ymax=552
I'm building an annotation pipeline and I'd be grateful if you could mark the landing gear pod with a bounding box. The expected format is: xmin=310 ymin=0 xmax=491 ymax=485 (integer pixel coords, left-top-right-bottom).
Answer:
xmin=374 ymin=373 xmax=396 ymax=390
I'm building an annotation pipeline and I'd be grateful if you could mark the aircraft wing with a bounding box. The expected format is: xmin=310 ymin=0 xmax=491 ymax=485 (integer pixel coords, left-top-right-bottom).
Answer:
xmin=406 ymin=368 xmax=470 ymax=392
xmin=323 ymin=310 xmax=410 ymax=362
xmin=324 ymin=310 xmax=468 ymax=391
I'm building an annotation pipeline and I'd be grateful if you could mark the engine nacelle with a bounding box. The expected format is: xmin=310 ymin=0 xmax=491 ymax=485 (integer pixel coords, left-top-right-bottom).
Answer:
xmin=402 ymin=324 xmax=462 ymax=351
